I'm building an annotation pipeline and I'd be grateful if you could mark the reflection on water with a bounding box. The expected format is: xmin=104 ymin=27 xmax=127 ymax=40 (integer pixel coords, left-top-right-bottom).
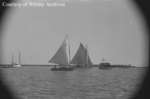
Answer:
xmin=1 ymin=67 xmax=145 ymax=99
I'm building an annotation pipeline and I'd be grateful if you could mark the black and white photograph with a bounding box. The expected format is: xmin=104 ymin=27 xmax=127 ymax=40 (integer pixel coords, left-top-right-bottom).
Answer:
xmin=0 ymin=0 xmax=149 ymax=99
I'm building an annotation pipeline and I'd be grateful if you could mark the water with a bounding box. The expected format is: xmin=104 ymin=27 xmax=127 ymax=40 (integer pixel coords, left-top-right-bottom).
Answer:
xmin=1 ymin=67 xmax=145 ymax=99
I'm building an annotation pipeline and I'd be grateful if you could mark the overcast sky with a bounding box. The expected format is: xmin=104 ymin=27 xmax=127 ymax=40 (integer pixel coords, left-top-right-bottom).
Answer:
xmin=1 ymin=0 xmax=148 ymax=66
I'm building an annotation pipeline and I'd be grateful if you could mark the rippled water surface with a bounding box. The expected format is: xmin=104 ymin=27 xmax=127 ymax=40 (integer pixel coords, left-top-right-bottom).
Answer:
xmin=1 ymin=67 xmax=145 ymax=99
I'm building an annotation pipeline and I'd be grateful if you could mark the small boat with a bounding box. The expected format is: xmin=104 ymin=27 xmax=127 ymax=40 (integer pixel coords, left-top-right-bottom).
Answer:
xmin=98 ymin=62 xmax=112 ymax=69
xmin=49 ymin=35 xmax=74 ymax=71
xmin=98 ymin=58 xmax=112 ymax=69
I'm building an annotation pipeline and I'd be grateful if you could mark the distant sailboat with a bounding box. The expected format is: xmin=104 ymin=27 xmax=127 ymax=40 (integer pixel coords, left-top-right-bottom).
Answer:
xmin=11 ymin=53 xmax=15 ymax=66
xmin=49 ymin=35 xmax=74 ymax=71
xmin=70 ymin=43 xmax=93 ymax=68
xmin=11 ymin=51 xmax=22 ymax=67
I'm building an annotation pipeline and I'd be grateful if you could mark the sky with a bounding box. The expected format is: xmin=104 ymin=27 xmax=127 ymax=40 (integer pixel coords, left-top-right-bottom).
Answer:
xmin=1 ymin=0 xmax=148 ymax=66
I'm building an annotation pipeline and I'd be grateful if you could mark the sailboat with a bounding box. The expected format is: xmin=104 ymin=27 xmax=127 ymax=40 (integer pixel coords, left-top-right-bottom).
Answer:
xmin=49 ymin=35 xmax=74 ymax=71
xmin=49 ymin=35 xmax=93 ymax=70
xmin=70 ymin=43 xmax=93 ymax=68
xmin=11 ymin=51 xmax=22 ymax=67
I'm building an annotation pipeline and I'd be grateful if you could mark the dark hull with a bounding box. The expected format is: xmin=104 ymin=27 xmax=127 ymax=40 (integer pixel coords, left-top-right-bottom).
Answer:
xmin=98 ymin=63 xmax=112 ymax=70
xmin=51 ymin=67 xmax=74 ymax=71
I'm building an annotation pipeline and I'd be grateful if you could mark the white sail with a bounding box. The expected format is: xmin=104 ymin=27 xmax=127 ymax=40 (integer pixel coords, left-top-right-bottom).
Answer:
xmin=49 ymin=38 xmax=69 ymax=65
xmin=70 ymin=43 xmax=92 ymax=66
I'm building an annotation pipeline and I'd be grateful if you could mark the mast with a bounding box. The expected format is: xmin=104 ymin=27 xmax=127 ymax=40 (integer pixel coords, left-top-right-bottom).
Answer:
xmin=85 ymin=44 xmax=88 ymax=67
xmin=68 ymin=35 xmax=71 ymax=64
xmin=63 ymin=34 xmax=71 ymax=65
xmin=64 ymin=34 xmax=70 ymax=65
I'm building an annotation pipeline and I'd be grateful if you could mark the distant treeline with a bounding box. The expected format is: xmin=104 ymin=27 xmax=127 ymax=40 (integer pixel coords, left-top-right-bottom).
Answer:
xmin=106 ymin=64 xmax=147 ymax=68
xmin=98 ymin=62 xmax=144 ymax=68
xmin=111 ymin=64 xmax=135 ymax=68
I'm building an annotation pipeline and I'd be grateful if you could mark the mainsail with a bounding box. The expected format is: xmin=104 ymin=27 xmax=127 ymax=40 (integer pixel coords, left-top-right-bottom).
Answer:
xmin=49 ymin=37 xmax=69 ymax=65
xmin=70 ymin=43 xmax=92 ymax=66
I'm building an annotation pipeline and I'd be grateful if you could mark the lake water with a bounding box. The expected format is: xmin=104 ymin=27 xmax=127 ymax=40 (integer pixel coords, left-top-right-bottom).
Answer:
xmin=1 ymin=67 xmax=145 ymax=99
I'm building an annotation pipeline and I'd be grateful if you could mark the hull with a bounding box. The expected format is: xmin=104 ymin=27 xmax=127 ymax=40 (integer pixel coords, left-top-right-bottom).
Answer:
xmin=98 ymin=63 xmax=112 ymax=70
xmin=51 ymin=67 xmax=74 ymax=71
